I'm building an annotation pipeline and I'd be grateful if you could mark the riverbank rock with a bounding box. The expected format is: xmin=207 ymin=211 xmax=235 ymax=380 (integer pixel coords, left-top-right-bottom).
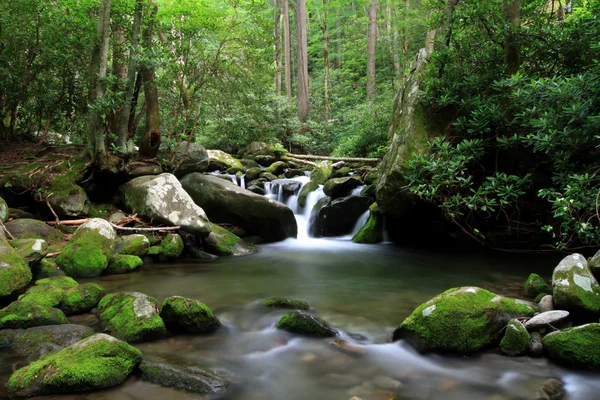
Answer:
xmin=147 ymin=233 xmax=184 ymax=259
xmin=543 ymin=323 xmax=600 ymax=370
xmin=181 ymin=173 xmax=297 ymax=242
xmin=10 ymin=324 xmax=94 ymax=361
xmin=0 ymin=301 xmax=68 ymax=329
xmin=56 ymin=218 xmax=116 ymax=278
xmin=324 ymin=177 xmax=362 ymax=199
xmin=107 ymin=254 xmax=143 ymax=274
xmin=0 ymin=240 xmax=32 ymax=297
xmin=18 ymin=285 xmax=65 ymax=308
xmin=310 ymin=196 xmax=374 ymax=237
xmin=10 ymin=238 xmax=48 ymax=264
xmin=0 ymin=196 xmax=7 ymax=222
xmin=164 ymin=142 xmax=210 ymax=177
xmin=114 ymin=234 xmax=150 ymax=257
xmin=97 ymin=292 xmax=167 ymax=342
xmin=116 ymin=173 xmax=211 ymax=236
xmin=36 ymin=276 xmax=78 ymax=289
xmin=3 ymin=218 xmax=64 ymax=242
xmin=261 ymin=297 xmax=310 ymax=310
xmin=276 ymin=311 xmax=337 ymax=337
xmin=160 ymin=296 xmax=221 ymax=333
xmin=139 ymin=356 xmax=229 ymax=394
xmin=207 ymin=150 xmax=244 ymax=172
xmin=524 ymin=273 xmax=552 ymax=298
xmin=352 ymin=203 xmax=383 ymax=244
xmin=6 ymin=333 xmax=142 ymax=397
xmin=392 ymin=287 xmax=536 ymax=354
xmin=203 ymin=224 xmax=257 ymax=256
xmin=552 ymin=253 xmax=600 ymax=319
xmin=499 ymin=319 xmax=529 ymax=356
xmin=48 ymin=183 xmax=90 ymax=218
xmin=61 ymin=283 xmax=105 ymax=315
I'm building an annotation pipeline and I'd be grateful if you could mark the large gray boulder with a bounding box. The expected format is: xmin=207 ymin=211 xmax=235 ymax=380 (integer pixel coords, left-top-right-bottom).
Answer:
xmin=552 ymin=253 xmax=600 ymax=319
xmin=4 ymin=218 xmax=64 ymax=242
xmin=160 ymin=142 xmax=210 ymax=178
xmin=180 ymin=173 xmax=297 ymax=242
xmin=116 ymin=173 xmax=211 ymax=236
xmin=309 ymin=195 xmax=373 ymax=237
xmin=207 ymin=150 xmax=244 ymax=172
xmin=48 ymin=183 xmax=90 ymax=218
xmin=0 ymin=241 xmax=32 ymax=297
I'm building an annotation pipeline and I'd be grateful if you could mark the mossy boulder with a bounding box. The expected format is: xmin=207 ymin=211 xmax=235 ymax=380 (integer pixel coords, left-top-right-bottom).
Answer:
xmin=332 ymin=166 xmax=351 ymax=178
xmin=309 ymin=196 xmax=374 ymax=237
xmin=207 ymin=149 xmax=244 ymax=172
xmin=36 ymin=276 xmax=78 ymax=289
xmin=7 ymin=333 xmax=142 ymax=397
xmin=18 ymin=285 xmax=65 ymax=308
xmin=116 ymin=173 xmax=211 ymax=236
xmin=499 ymin=319 xmax=529 ymax=356
xmin=147 ymin=233 xmax=184 ymax=259
xmin=323 ymin=176 xmax=362 ymax=199
xmin=588 ymin=249 xmax=600 ymax=277
xmin=543 ymin=323 xmax=600 ymax=370
xmin=552 ymin=253 xmax=600 ymax=319
xmin=61 ymin=283 xmax=105 ymax=315
xmin=264 ymin=161 xmax=287 ymax=175
xmin=352 ymin=202 xmax=383 ymax=244
xmin=10 ymin=238 xmax=48 ymax=265
xmin=310 ymin=162 xmax=332 ymax=185
xmin=0 ymin=241 xmax=32 ymax=297
xmin=245 ymin=167 xmax=263 ymax=182
xmin=107 ymin=254 xmax=143 ymax=274
xmin=113 ymin=234 xmax=150 ymax=257
xmin=298 ymin=181 xmax=320 ymax=209
xmin=48 ymin=182 xmax=90 ymax=218
xmin=261 ymin=297 xmax=310 ymax=310
xmin=276 ymin=311 xmax=337 ymax=337
xmin=363 ymin=168 xmax=379 ymax=185
xmin=97 ymin=292 xmax=167 ymax=342
xmin=284 ymin=169 xmax=306 ymax=179
xmin=0 ymin=196 xmax=7 ymax=222
xmin=203 ymin=224 xmax=257 ymax=256
xmin=392 ymin=286 xmax=536 ymax=354
xmin=4 ymin=218 xmax=64 ymax=242
xmin=11 ymin=324 xmax=95 ymax=362
xmin=160 ymin=296 xmax=221 ymax=333
xmin=0 ymin=301 xmax=68 ymax=329
xmin=524 ymin=273 xmax=552 ymax=298
xmin=55 ymin=218 xmax=116 ymax=278
xmin=33 ymin=258 xmax=65 ymax=279
xmin=162 ymin=142 xmax=210 ymax=177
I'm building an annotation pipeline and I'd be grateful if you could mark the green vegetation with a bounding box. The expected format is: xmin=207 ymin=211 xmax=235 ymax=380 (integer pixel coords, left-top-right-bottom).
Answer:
xmin=0 ymin=301 xmax=69 ymax=329
xmin=499 ymin=319 xmax=529 ymax=356
xmin=261 ymin=297 xmax=310 ymax=310
xmin=36 ymin=276 xmax=79 ymax=289
xmin=524 ymin=273 xmax=552 ymax=298
xmin=160 ymin=296 xmax=221 ymax=333
xmin=18 ymin=285 xmax=65 ymax=308
xmin=107 ymin=255 xmax=144 ymax=274
xmin=276 ymin=311 xmax=337 ymax=336
xmin=543 ymin=324 xmax=600 ymax=370
xmin=61 ymin=284 xmax=105 ymax=315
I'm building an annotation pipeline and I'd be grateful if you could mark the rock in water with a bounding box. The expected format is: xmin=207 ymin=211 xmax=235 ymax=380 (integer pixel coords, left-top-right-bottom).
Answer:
xmin=499 ymin=319 xmax=529 ymax=356
xmin=61 ymin=283 xmax=105 ymax=315
xmin=552 ymin=253 xmax=600 ymax=319
xmin=10 ymin=324 xmax=94 ymax=361
xmin=203 ymin=224 xmax=257 ymax=256
xmin=55 ymin=218 xmax=116 ymax=278
xmin=524 ymin=273 xmax=552 ymax=298
xmin=107 ymin=254 xmax=143 ymax=274
xmin=323 ymin=177 xmax=362 ymax=199
xmin=310 ymin=196 xmax=374 ymax=237
xmin=147 ymin=233 xmax=184 ymax=259
xmin=0 ymin=301 xmax=68 ymax=329
xmin=160 ymin=296 xmax=221 ymax=333
xmin=352 ymin=203 xmax=383 ymax=244
xmin=392 ymin=286 xmax=536 ymax=354
xmin=543 ymin=323 xmax=600 ymax=370
xmin=116 ymin=173 xmax=211 ymax=236
xmin=113 ymin=234 xmax=150 ymax=256
xmin=180 ymin=173 xmax=297 ymax=242
xmin=276 ymin=311 xmax=337 ymax=337
xmin=97 ymin=292 xmax=166 ymax=342
xmin=0 ymin=240 xmax=32 ymax=297
xmin=6 ymin=333 xmax=141 ymax=397
xmin=18 ymin=285 xmax=65 ymax=308
xmin=36 ymin=276 xmax=79 ymax=289
xmin=207 ymin=149 xmax=244 ymax=172
xmin=261 ymin=297 xmax=310 ymax=310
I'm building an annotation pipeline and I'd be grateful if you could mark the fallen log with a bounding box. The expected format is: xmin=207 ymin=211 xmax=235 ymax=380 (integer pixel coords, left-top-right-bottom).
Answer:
xmin=46 ymin=218 xmax=180 ymax=232
xmin=283 ymin=156 xmax=317 ymax=167
xmin=288 ymin=154 xmax=380 ymax=164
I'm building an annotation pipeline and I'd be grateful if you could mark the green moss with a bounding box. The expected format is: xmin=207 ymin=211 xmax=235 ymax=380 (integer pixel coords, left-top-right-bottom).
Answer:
xmin=34 ymin=258 xmax=65 ymax=279
xmin=18 ymin=285 xmax=65 ymax=308
xmin=310 ymin=164 xmax=332 ymax=185
xmin=0 ymin=244 xmax=32 ymax=296
xmin=204 ymin=224 xmax=256 ymax=256
xmin=534 ymin=293 xmax=547 ymax=303
xmin=552 ymin=255 xmax=600 ymax=314
xmin=499 ymin=319 xmax=529 ymax=356
xmin=7 ymin=334 xmax=142 ymax=397
xmin=160 ymin=296 xmax=221 ymax=333
xmin=107 ymin=255 xmax=143 ymax=274
xmin=61 ymin=283 xmax=105 ymax=315
xmin=261 ymin=297 xmax=310 ymax=310
xmin=363 ymin=168 xmax=379 ymax=185
xmin=298 ymin=181 xmax=319 ymax=208
xmin=97 ymin=292 xmax=167 ymax=342
xmin=276 ymin=311 xmax=337 ymax=337
xmin=147 ymin=233 xmax=184 ymax=259
xmin=56 ymin=231 xmax=112 ymax=277
xmin=524 ymin=273 xmax=552 ymax=298
xmin=0 ymin=301 xmax=69 ymax=329
xmin=36 ymin=276 xmax=78 ymax=289
xmin=332 ymin=167 xmax=352 ymax=178
xmin=114 ymin=234 xmax=150 ymax=256
xmin=264 ymin=161 xmax=287 ymax=175
xmin=543 ymin=323 xmax=600 ymax=370
xmin=352 ymin=202 xmax=383 ymax=244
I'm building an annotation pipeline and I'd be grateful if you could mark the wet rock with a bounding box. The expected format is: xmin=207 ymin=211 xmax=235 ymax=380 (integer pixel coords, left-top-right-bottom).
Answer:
xmin=310 ymin=195 xmax=374 ymax=237
xmin=116 ymin=173 xmax=211 ymax=236
xmin=392 ymin=287 xmax=536 ymax=354
xmin=10 ymin=238 xmax=48 ymax=264
xmin=363 ymin=168 xmax=379 ymax=185
xmin=271 ymin=178 xmax=303 ymax=195
xmin=372 ymin=376 xmax=403 ymax=390
xmin=528 ymin=331 xmax=543 ymax=357
xmin=255 ymin=155 xmax=277 ymax=167
xmin=332 ymin=166 xmax=352 ymax=178
xmin=56 ymin=218 xmax=116 ymax=278
xmin=6 ymin=333 xmax=142 ymax=397
xmin=61 ymin=283 xmax=105 ymax=315
xmin=246 ymin=167 xmax=263 ymax=181
xmin=524 ymin=273 xmax=552 ymax=298
xmin=499 ymin=319 xmax=529 ymax=356
xmin=207 ymin=149 xmax=244 ymax=172
xmin=310 ymin=162 xmax=332 ymax=185
xmin=107 ymin=254 xmax=143 ymax=274
xmin=0 ymin=301 xmax=68 ymax=329
xmin=264 ymin=161 xmax=288 ymax=175
xmin=330 ymin=339 xmax=366 ymax=357
xmin=324 ymin=176 xmax=362 ymax=199
xmin=538 ymin=295 xmax=554 ymax=313
xmin=0 ymin=240 xmax=32 ymax=296
xmin=48 ymin=183 xmax=90 ymax=218
xmin=284 ymin=169 xmax=306 ymax=179
xmin=261 ymin=297 xmax=310 ymax=310
xmin=352 ymin=203 xmax=383 ymax=244
xmin=276 ymin=311 xmax=337 ymax=337
xmin=535 ymin=378 xmax=565 ymax=400
xmin=147 ymin=233 xmax=184 ymax=259
xmin=240 ymin=159 xmax=260 ymax=169
xmin=3 ymin=218 xmax=64 ymax=242
xmin=97 ymin=292 xmax=166 ymax=342
xmin=164 ymin=142 xmax=210 ymax=177
xmin=36 ymin=275 xmax=78 ymax=289
xmin=113 ymin=234 xmax=150 ymax=257
xmin=11 ymin=324 xmax=94 ymax=361
xmin=203 ymin=224 xmax=257 ymax=256
xmin=552 ymin=253 xmax=600 ymax=319
xmin=160 ymin=296 xmax=221 ymax=333
xmin=33 ymin=258 xmax=65 ymax=279
xmin=298 ymin=181 xmax=319 ymax=208
xmin=524 ymin=310 xmax=569 ymax=330
xmin=543 ymin=323 xmax=600 ymax=370
xmin=18 ymin=285 xmax=65 ymax=308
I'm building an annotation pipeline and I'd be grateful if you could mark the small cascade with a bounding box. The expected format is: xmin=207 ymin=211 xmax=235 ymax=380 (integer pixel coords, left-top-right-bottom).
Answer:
xmin=351 ymin=185 xmax=365 ymax=196
xmin=228 ymin=174 xmax=238 ymax=185
xmin=240 ymin=174 xmax=246 ymax=190
xmin=345 ymin=209 xmax=370 ymax=239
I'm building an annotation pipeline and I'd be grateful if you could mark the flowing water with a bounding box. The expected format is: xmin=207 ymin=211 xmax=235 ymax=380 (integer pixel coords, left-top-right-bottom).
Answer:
xmin=2 ymin=179 xmax=600 ymax=399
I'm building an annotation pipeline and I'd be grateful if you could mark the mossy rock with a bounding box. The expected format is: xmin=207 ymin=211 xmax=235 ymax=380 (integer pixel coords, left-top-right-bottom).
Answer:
xmin=11 ymin=324 xmax=94 ymax=362
xmin=11 ymin=238 xmax=48 ymax=264
xmin=332 ymin=167 xmax=352 ymax=178
xmin=284 ymin=169 xmax=306 ymax=179
xmin=524 ymin=273 xmax=552 ymax=298
xmin=160 ymin=296 xmax=221 ymax=333
xmin=499 ymin=319 xmax=529 ymax=357
xmin=107 ymin=255 xmax=143 ymax=274
xmin=352 ymin=202 xmax=383 ymax=244
xmin=0 ymin=301 xmax=69 ymax=329
xmin=147 ymin=233 xmax=184 ymax=259
xmin=61 ymin=283 xmax=105 ymax=315
xmin=264 ymin=161 xmax=287 ymax=175
xmin=363 ymin=168 xmax=379 ymax=185
xmin=360 ymin=184 xmax=377 ymax=199
xmin=552 ymin=253 xmax=600 ymax=319
xmin=0 ymin=242 xmax=32 ymax=297
xmin=97 ymin=292 xmax=167 ymax=342
xmin=18 ymin=285 xmax=65 ymax=308
xmin=543 ymin=323 xmax=600 ymax=370
xmin=0 ymin=196 xmax=7 ymax=222
xmin=4 ymin=219 xmax=64 ymax=242
xmin=36 ymin=276 xmax=79 ymax=289
xmin=297 ymin=181 xmax=319 ymax=209
xmin=48 ymin=182 xmax=90 ymax=218
xmin=276 ymin=311 xmax=337 ymax=337
xmin=245 ymin=167 xmax=263 ymax=181
xmin=7 ymin=333 xmax=142 ymax=397
xmin=207 ymin=149 xmax=244 ymax=172
xmin=310 ymin=163 xmax=332 ymax=185
xmin=392 ymin=287 xmax=536 ymax=354
xmin=55 ymin=219 xmax=116 ymax=278
xmin=203 ymin=224 xmax=257 ymax=256
xmin=261 ymin=297 xmax=310 ymax=310
xmin=323 ymin=176 xmax=362 ymax=199
xmin=113 ymin=234 xmax=150 ymax=257
xmin=33 ymin=258 xmax=65 ymax=280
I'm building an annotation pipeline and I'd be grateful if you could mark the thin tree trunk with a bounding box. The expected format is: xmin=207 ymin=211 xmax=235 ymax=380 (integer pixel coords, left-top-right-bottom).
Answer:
xmin=128 ymin=72 xmax=143 ymax=137
xmin=321 ymin=0 xmax=330 ymax=124
xmin=425 ymin=29 xmax=436 ymax=53
xmin=109 ymin=26 xmax=127 ymax=140
xmin=282 ymin=0 xmax=292 ymax=99
xmin=274 ymin=0 xmax=283 ymax=98
xmin=366 ymin=0 xmax=378 ymax=105
xmin=504 ymin=0 xmax=521 ymax=75
xmin=87 ymin=0 xmax=112 ymax=164
xmin=386 ymin=6 xmax=399 ymax=76
xmin=336 ymin=7 xmax=342 ymax=69
xmin=296 ymin=0 xmax=309 ymax=124
xmin=139 ymin=0 xmax=161 ymax=158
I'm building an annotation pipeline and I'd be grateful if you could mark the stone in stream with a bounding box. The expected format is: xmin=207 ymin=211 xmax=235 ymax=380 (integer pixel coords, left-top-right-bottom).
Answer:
xmin=323 ymin=176 xmax=362 ymax=199
xmin=33 ymin=258 xmax=65 ymax=280
xmin=10 ymin=238 xmax=48 ymax=265
xmin=298 ymin=180 xmax=319 ymax=208
xmin=310 ymin=195 xmax=374 ymax=237
xmin=35 ymin=275 xmax=79 ymax=289
xmin=310 ymin=162 xmax=333 ymax=185
xmin=276 ymin=311 xmax=337 ymax=337
xmin=8 ymin=324 xmax=95 ymax=362
xmin=0 ymin=196 xmax=7 ymax=222
xmin=392 ymin=286 xmax=536 ymax=354
xmin=107 ymin=254 xmax=143 ymax=274
xmin=524 ymin=273 xmax=552 ymax=298
xmin=160 ymin=296 xmax=221 ymax=333
xmin=543 ymin=323 xmax=600 ymax=370
xmin=97 ymin=292 xmax=167 ymax=342
xmin=352 ymin=203 xmax=383 ymax=244
xmin=551 ymin=253 xmax=600 ymax=319
xmin=535 ymin=378 xmax=565 ymax=400
xmin=524 ymin=310 xmax=570 ymax=330
xmin=538 ymin=295 xmax=554 ymax=313
xmin=113 ymin=234 xmax=151 ymax=257
xmin=0 ymin=239 xmax=32 ymax=297
xmin=263 ymin=161 xmax=287 ymax=175
xmin=6 ymin=333 xmax=142 ymax=397
xmin=147 ymin=233 xmax=184 ymax=259
xmin=203 ymin=223 xmax=257 ymax=256
xmin=18 ymin=285 xmax=65 ymax=308
xmin=261 ymin=297 xmax=310 ymax=310
xmin=499 ymin=319 xmax=529 ymax=356
xmin=139 ymin=356 xmax=229 ymax=394
xmin=528 ymin=331 xmax=543 ymax=357
xmin=61 ymin=283 xmax=105 ymax=315
xmin=0 ymin=301 xmax=68 ymax=329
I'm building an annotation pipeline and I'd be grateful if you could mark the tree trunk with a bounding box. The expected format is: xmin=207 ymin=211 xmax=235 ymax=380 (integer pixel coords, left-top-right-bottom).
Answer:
xmin=274 ymin=0 xmax=283 ymax=98
xmin=109 ymin=26 xmax=127 ymax=141
xmin=282 ymin=0 xmax=292 ymax=99
xmin=87 ymin=0 xmax=112 ymax=164
xmin=504 ymin=0 xmax=521 ymax=76
xmin=117 ymin=0 xmax=143 ymax=153
xmin=321 ymin=0 xmax=330 ymax=124
xmin=336 ymin=8 xmax=342 ymax=69
xmin=366 ymin=0 xmax=378 ymax=105
xmin=296 ymin=0 xmax=309 ymax=124
xmin=139 ymin=0 xmax=161 ymax=158
xmin=386 ymin=6 xmax=400 ymax=77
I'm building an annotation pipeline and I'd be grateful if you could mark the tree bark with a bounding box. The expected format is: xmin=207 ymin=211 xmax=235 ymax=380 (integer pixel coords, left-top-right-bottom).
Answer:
xmin=274 ymin=0 xmax=283 ymax=98
xmin=109 ymin=25 xmax=127 ymax=141
xmin=139 ymin=0 xmax=161 ymax=158
xmin=87 ymin=0 xmax=112 ymax=164
xmin=366 ymin=0 xmax=378 ymax=105
xmin=321 ymin=0 xmax=330 ymax=124
xmin=504 ymin=0 xmax=521 ymax=76
xmin=296 ymin=0 xmax=309 ymax=124
xmin=282 ymin=0 xmax=292 ymax=99
xmin=336 ymin=7 xmax=342 ymax=69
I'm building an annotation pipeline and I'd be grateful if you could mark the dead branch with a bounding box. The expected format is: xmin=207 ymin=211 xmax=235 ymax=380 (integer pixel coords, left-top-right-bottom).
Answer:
xmin=283 ymin=156 xmax=317 ymax=167
xmin=45 ymin=251 xmax=61 ymax=257
xmin=111 ymin=224 xmax=180 ymax=232
xmin=289 ymin=154 xmax=380 ymax=163
xmin=0 ymin=220 xmax=15 ymax=240
xmin=45 ymin=193 xmax=61 ymax=227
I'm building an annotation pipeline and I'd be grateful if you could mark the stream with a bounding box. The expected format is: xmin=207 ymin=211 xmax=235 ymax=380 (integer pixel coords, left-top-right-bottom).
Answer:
xmin=2 ymin=177 xmax=600 ymax=399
